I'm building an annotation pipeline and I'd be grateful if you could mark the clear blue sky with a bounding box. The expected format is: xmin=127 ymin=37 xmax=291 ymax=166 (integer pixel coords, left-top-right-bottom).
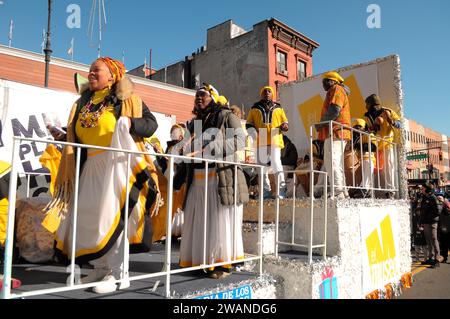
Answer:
xmin=1 ymin=0 xmax=449 ymax=135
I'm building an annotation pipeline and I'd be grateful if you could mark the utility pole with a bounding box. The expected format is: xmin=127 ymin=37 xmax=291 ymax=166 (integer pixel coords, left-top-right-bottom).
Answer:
xmin=43 ymin=0 xmax=53 ymax=88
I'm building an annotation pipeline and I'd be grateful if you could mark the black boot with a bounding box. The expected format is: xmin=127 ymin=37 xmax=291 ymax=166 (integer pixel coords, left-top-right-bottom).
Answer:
xmin=430 ymin=259 xmax=440 ymax=268
xmin=421 ymin=258 xmax=433 ymax=265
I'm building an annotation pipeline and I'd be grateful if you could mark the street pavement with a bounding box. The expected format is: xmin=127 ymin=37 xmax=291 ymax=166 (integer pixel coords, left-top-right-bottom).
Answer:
xmin=400 ymin=252 xmax=450 ymax=299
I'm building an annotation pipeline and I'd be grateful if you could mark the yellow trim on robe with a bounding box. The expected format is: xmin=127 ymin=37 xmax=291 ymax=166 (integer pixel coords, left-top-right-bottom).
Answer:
xmin=193 ymin=171 xmax=216 ymax=180
xmin=55 ymin=158 xmax=149 ymax=257
xmin=87 ymin=150 xmax=107 ymax=157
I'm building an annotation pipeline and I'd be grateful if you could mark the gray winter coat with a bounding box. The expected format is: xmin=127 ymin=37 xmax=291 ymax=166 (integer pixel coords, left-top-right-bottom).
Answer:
xmin=174 ymin=104 xmax=249 ymax=208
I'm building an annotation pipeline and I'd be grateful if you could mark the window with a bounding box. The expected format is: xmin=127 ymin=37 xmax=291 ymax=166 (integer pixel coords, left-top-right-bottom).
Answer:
xmin=277 ymin=50 xmax=287 ymax=74
xmin=297 ymin=60 xmax=306 ymax=80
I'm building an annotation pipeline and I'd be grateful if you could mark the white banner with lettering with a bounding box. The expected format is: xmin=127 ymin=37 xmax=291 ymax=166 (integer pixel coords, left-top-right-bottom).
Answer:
xmin=360 ymin=206 xmax=401 ymax=296
xmin=0 ymin=79 xmax=174 ymax=198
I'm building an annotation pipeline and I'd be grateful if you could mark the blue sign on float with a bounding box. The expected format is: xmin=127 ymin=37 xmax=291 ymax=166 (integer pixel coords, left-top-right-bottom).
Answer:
xmin=194 ymin=285 xmax=252 ymax=299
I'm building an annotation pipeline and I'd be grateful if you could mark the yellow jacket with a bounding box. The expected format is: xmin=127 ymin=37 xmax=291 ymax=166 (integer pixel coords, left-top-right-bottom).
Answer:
xmin=246 ymin=101 xmax=288 ymax=148
xmin=364 ymin=107 xmax=401 ymax=149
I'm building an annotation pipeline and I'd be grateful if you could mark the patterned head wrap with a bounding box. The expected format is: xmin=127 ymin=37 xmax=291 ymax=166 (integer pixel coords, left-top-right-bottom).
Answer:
xmin=96 ymin=57 xmax=126 ymax=84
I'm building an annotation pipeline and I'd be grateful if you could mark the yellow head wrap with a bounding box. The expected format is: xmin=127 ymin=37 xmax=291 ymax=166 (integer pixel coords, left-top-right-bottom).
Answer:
xmin=322 ymin=71 xmax=344 ymax=84
xmin=216 ymin=95 xmax=229 ymax=106
xmin=353 ymin=118 xmax=366 ymax=128
xmin=260 ymin=86 xmax=275 ymax=98
xmin=97 ymin=57 xmax=126 ymax=84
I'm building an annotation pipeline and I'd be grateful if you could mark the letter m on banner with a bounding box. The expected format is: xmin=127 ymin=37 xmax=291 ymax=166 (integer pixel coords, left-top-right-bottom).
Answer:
xmin=365 ymin=215 xmax=396 ymax=265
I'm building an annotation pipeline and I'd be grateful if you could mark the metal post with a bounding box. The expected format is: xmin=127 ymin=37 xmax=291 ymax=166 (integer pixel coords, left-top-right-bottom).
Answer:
xmin=323 ymin=172 xmax=328 ymax=259
xmin=383 ymin=143 xmax=387 ymax=191
xmin=308 ymin=170 xmax=314 ymax=264
xmin=368 ymin=135 xmax=374 ymax=198
xmin=121 ymin=153 xmax=131 ymax=289
xmin=165 ymin=157 xmax=174 ymax=298
xmin=202 ymin=162 xmax=209 ymax=266
xmin=291 ymin=173 xmax=296 ymax=246
xmin=258 ymin=166 xmax=264 ymax=275
xmin=1 ymin=139 xmax=19 ymax=299
xmin=274 ymin=173 xmax=280 ymax=257
xmin=26 ymin=174 xmax=31 ymax=198
xmin=44 ymin=0 xmax=53 ymax=88
xmin=309 ymin=125 xmax=315 ymax=196
xmin=351 ymin=128 xmax=355 ymax=187
xmin=329 ymin=121 xmax=335 ymax=198
xmin=274 ymin=172 xmax=280 ymax=257
xmin=394 ymin=143 xmax=399 ymax=195
xmin=376 ymin=137 xmax=381 ymax=190
xmin=341 ymin=125 xmax=345 ymax=195
xmin=291 ymin=172 xmax=296 ymax=245
xmin=68 ymin=146 xmax=81 ymax=286
xmin=360 ymin=132 xmax=364 ymax=190
xmin=427 ymin=141 xmax=431 ymax=183
xmin=233 ymin=164 xmax=237 ymax=260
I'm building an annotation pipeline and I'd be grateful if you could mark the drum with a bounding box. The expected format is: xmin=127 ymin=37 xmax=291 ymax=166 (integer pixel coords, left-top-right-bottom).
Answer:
xmin=344 ymin=150 xmax=362 ymax=187
xmin=296 ymin=160 xmax=322 ymax=196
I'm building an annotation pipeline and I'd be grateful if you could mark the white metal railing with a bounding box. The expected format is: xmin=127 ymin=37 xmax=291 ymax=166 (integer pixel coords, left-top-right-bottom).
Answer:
xmin=1 ymin=136 xmax=266 ymax=299
xmin=274 ymin=169 xmax=328 ymax=264
xmin=310 ymin=120 xmax=399 ymax=199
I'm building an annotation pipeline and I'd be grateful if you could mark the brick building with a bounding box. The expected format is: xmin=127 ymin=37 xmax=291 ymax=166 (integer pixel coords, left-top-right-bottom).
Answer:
xmin=0 ymin=45 xmax=195 ymax=124
xmin=404 ymin=118 xmax=449 ymax=186
xmin=142 ymin=18 xmax=319 ymax=114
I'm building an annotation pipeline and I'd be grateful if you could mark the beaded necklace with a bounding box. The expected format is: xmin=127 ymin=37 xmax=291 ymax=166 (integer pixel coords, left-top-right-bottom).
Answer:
xmin=79 ymin=94 xmax=111 ymax=128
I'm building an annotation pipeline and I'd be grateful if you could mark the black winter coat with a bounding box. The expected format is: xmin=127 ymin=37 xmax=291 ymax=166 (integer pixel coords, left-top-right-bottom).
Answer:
xmin=419 ymin=194 xmax=441 ymax=224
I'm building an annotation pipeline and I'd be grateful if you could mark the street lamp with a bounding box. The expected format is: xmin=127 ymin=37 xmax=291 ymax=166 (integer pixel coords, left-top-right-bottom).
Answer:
xmin=43 ymin=0 xmax=53 ymax=88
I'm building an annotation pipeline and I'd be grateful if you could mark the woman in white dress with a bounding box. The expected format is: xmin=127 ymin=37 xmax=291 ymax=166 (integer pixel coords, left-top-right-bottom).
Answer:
xmin=48 ymin=57 xmax=160 ymax=293
xmin=175 ymin=84 xmax=249 ymax=279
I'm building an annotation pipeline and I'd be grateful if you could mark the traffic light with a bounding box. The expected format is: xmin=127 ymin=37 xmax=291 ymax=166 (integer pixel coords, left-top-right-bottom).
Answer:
xmin=439 ymin=151 xmax=443 ymax=161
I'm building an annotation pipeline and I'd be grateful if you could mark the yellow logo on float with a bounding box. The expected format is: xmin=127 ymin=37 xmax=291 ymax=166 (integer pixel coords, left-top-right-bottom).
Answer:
xmin=365 ymin=214 xmax=397 ymax=286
